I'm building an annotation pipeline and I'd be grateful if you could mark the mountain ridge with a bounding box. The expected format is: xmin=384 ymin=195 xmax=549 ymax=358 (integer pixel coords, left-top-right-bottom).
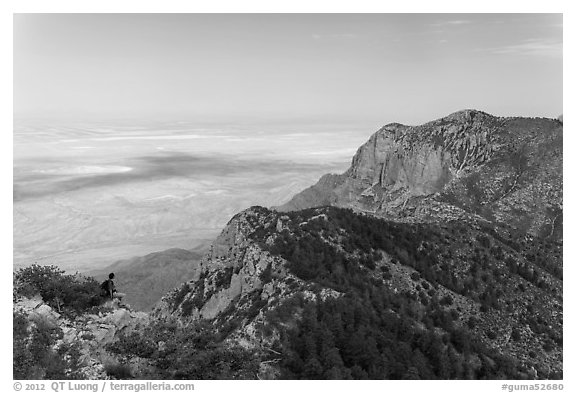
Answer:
xmin=278 ymin=110 xmax=562 ymax=240
xmin=153 ymin=204 xmax=562 ymax=378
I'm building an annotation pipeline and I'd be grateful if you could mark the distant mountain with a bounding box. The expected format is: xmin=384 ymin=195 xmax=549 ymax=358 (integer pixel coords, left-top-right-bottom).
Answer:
xmin=278 ymin=110 xmax=562 ymax=240
xmin=88 ymin=247 xmax=205 ymax=311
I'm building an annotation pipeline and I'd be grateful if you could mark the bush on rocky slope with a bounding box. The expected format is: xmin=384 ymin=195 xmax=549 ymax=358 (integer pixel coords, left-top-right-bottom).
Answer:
xmin=14 ymin=264 xmax=106 ymax=315
xmin=13 ymin=310 xmax=85 ymax=379
xmin=13 ymin=265 xmax=105 ymax=379
xmin=106 ymin=319 xmax=261 ymax=379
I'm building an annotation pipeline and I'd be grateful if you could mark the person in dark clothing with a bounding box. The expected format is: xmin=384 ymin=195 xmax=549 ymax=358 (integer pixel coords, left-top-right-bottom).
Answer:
xmin=101 ymin=273 xmax=125 ymax=301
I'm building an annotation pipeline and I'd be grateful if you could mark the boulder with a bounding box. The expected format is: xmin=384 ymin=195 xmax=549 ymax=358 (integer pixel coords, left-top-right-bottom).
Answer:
xmin=62 ymin=326 xmax=78 ymax=343
xmin=106 ymin=309 xmax=131 ymax=330
xmin=91 ymin=325 xmax=116 ymax=345
xmin=261 ymin=282 xmax=275 ymax=300
xmin=29 ymin=304 xmax=60 ymax=328
xmin=15 ymin=295 xmax=43 ymax=311
xmin=36 ymin=304 xmax=60 ymax=319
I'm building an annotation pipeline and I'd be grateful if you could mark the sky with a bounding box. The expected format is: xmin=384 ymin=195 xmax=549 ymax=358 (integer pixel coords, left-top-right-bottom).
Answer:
xmin=14 ymin=13 xmax=562 ymax=125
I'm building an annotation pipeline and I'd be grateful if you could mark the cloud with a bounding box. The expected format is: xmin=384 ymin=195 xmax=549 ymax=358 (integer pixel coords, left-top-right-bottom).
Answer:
xmin=485 ymin=39 xmax=562 ymax=58
xmin=61 ymin=134 xmax=228 ymax=143
xmin=14 ymin=152 xmax=342 ymax=201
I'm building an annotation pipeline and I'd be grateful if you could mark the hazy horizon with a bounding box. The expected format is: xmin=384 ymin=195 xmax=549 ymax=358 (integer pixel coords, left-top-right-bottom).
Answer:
xmin=15 ymin=14 xmax=562 ymax=124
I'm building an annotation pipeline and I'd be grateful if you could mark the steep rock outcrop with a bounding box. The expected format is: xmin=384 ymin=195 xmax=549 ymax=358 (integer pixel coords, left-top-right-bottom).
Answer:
xmin=153 ymin=207 xmax=340 ymax=351
xmin=279 ymin=110 xmax=562 ymax=239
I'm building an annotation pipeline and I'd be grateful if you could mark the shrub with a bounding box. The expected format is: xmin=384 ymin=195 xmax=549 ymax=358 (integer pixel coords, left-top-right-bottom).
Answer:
xmin=180 ymin=277 xmax=206 ymax=316
xmin=265 ymin=293 xmax=305 ymax=326
xmin=440 ymin=295 xmax=454 ymax=306
xmin=171 ymin=283 xmax=191 ymax=309
xmin=361 ymin=255 xmax=376 ymax=270
xmin=137 ymin=319 xmax=259 ymax=379
xmin=467 ymin=316 xmax=479 ymax=329
xmin=13 ymin=312 xmax=82 ymax=380
xmin=449 ymin=309 xmax=459 ymax=321
xmin=180 ymin=298 xmax=196 ymax=317
xmin=104 ymin=362 xmax=133 ymax=379
xmin=259 ymin=264 xmax=273 ymax=284
xmin=106 ymin=332 xmax=156 ymax=358
xmin=13 ymin=311 xmax=28 ymax=338
xmin=80 ymin=332 xmax=95 ymax=341
xmin=215 ymin=267 xmax=234 ymax=289
xmin=14 ymin=264 xmax=105 ymax=315
xmin=477 ymin=234 xmax=491 ymax=249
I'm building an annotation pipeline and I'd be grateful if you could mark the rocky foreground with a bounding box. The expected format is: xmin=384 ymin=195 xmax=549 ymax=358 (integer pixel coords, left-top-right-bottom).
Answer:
xmin=14 ymin=295 xmax=148 ymax=379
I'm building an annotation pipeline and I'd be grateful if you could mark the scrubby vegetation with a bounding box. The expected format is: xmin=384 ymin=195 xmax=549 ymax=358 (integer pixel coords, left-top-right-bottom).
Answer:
xmin=14 ymin=264 xmax=106 ymax=315
xmin=13 ymin=310 xmax=84 ymax=379
xmin=106 ymin=319 xmax=260 ymax=379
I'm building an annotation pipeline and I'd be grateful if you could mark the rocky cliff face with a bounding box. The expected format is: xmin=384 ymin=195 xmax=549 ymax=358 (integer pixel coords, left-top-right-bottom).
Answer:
xmin=279 ymin=110 xmax=562 ymax=240
xmin=153 ymin=207 xmax=335 ymax=352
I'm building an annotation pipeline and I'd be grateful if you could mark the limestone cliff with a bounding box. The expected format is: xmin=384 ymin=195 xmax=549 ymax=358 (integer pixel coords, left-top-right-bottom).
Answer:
xmin=279 ymin=110 xmax=563 ymax=239
xmin=153 ymin=207 xmax=340 ymax=352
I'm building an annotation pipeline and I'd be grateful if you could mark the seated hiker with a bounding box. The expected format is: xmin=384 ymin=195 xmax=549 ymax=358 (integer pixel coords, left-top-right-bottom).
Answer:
xmin=100 ymin=273 xmax=126 ymax=301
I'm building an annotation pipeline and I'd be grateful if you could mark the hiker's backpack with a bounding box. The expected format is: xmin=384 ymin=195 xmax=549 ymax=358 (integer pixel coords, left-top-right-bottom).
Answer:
xmin=100 ymin=279 xmax=110 ymax=297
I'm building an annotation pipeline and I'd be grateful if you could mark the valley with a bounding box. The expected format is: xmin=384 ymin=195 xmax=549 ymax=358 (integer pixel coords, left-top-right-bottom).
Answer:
xmin=14 ymin=120 xmax=368 ymax=272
